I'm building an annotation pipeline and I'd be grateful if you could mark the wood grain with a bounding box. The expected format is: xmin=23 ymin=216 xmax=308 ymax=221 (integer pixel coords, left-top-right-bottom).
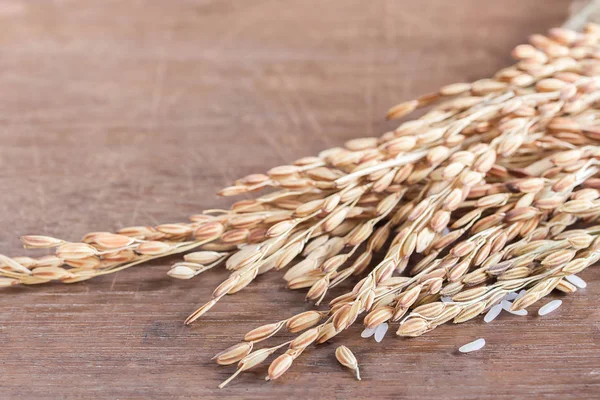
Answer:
xmin=0 ymin=1 xmax=598 ymax=399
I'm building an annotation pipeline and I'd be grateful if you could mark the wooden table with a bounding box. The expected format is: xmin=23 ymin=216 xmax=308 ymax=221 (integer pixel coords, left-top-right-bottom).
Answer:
xmin=1 ymin=1 xmax=598 ymax=398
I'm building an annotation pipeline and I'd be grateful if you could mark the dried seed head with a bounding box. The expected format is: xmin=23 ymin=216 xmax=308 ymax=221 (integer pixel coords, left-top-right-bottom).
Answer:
xmin=516 ymin=192 xmax=537 ymax=209
xmin=440 ymin=82 xmax=472 ymax=96
xmin=225 ymin=245 xmax=261 ymax=271
xmin=214 ymin=342 xmax=254 ymax=365
xmin=35 ymin=255 xmax=62 ymax=269
xmin=239 ymin=348 xmax=277 ymax=372
xmin=553 ymin=175 xmax=576 ymax=193
xmin=184 ymin=251 xmax=223 ymax=265
xmin=323 ymin=208 xmax=349 ymax=232
xmin=345 ymin=137 xmax=378 ymax=151
xmin=266 ymin=219 xmax=296 ymax=238
xmin=505 ymin=207 xmax=538 ymax=222
xmin=430 ymin=210 xmax=451 ymax=232
xmin=0 ymin=254 xmax=32 ymax=274
xmin=454 ymin=301 xmax=486 ymax=324
xmin=408 ymin=199 xmax=430 ymax=221
xmin=551 ymin=149 xmax=582 ymax=167
xmin=244 ymin=322 xmax=284 ymax=342
xmin=443 ymin=188 xmax=464 ymax=211
xmin=556 ymin=279 xmax=578 ymax=293
xmin=275 ymin=242 xmax=304 ymax=270
xmin=316 ymin=323 xmax=338 ymax=344
xmin=452 ymin=286 xmax=488 ymax=302
xmin=335 ymin=345 xmax=361 ymax=380
xmin=566 ymin=233 xmax=594 ymax=249
xmin=498 ymin=135 xmax=524 ymax=157
xmin=229 ymin=213 xmax=267 ymax=229
xmin=31 ymin=266 xmax=72 ymax=280
xmin=306 ymin=276 xmax=330 ymax=301
xmin=228 ymin=268 xmax=258 ymax=294
xmin=462 ymin=269 xmax=488 ymax=285
xmin=474 ymin=149 xmax=497 ymax=173
xmin=397 ymin=317 xmax=429 ymax=337
xmin=0 ymin=277 xmax=19 ymax=287
xmin=430 ymin=304 xmax=461 ymax=325
xmin=346 ymin=224 xmax=373 ymax=247
xmin=473 ymin=242 xmax=491 ymax=266
xmin=156 ymin=224 xmax=193 ymax=237
xmin=349 ymin=251 xmax=373 ymax=276
xmin=11 ymin=256 xmax=37 ymax=269
xmin=452 ymin=209 xmax=482 ymax=228
xmin=387 ymin=100 xmax=419 ymax=120
xmin=363 ymin=306 xmax=394 ymax=329
xmin=368 ymin=225 xmax=391 ymax=252
xmin=541 ymin=249 xmax=576 ymax=267
xmin=426 ymin=145 xmax=450 ymax=165
xmin=286 ymin=311 xmax=323 ymax=333
xmin=239 ymin=173 xmax=270 ymax=185
xmin=290 ymin=327 xmax=320 ymax=350
xmin=375 ymin=260 xmax=396 ymax=283
xmin=432 ymin=230 xmax=463 ymax=251
xmin=56 ymin=243 xmax=98 ymax=260
xmin=560 ymin=199 xmax=594 ymax=214
xmin=510 ymin=291 xmax=540 ymax=311
xmin=268 ymin=165 xmax=300 ymax=178
xmin=287 ymin=275 xmax=321 ymax=290
xmin=218 ymin=185 xmax=248 ymax=196
xmin=373 ymin=170 xmax=396 ymax=192
xmin=536 ymin=78 xmax=566 ymax=92
xmin=448 ymin=259 xmax=470 ymax=282
xmin=376 ymin=192 xmax=402 ymax=216
xmin=240 ymin=218 xmax=270 ymax=232
xmin=184 ymin=298 xmax=218 ymax=325
xmin=21 ymin=235 xmax=64 ymax=249
xmin=413 ymin=302 xmax=446 ymax=319
xmin=221 ymin=228 xmax=250 ymax=244
xmin=516 ymin=178 xmax=545 ymax=193
xmin=167 ymin=265 xmax=196 ymax=280
xmin=266 ymin=353 xmax=294 ymax=381
xmin=451 ymin=240 xmax=476 ymax=258
xmin=440 ymin=281 xmax=465 ymax=296
xmin=283 ymin=258 xmax=319 ymax=282
xmin=294 ymin=199 xmax=326 ymax=217
xmin=136 ymin=241 xmax=173 ymax=256
xmin=194 ymin=222 xmax=225 ymax=241
xmin=212 ymin=275 xmax=241 ymax=298
xmin=476 ymin=193 xmax=510 ymax=208
xmin=442 ymin=162 xmax=464 ymax=179
xmin=498 ymin=266 xmax=531 ymax=280
xmin=562 ymin=258 xmax=589 ymax=274
xmin=332 ymin=304 xmax=353 ymax=331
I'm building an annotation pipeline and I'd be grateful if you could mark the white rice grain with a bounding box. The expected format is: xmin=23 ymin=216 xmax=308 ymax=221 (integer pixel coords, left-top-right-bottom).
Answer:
xmin=484 ymin=303 xmax=503 ymax=323
xmin=459 ymin=338 xmax=486 ymax=353
xmin=374 ymin=322 xmax=389 ymax=343
xmin=504 ymin=292 xmax=518 ymax=301
xmin=361 ymin=326 xmax=377 ymax=338
xmin=538 ymin=299 xmax=562 ymax=316
xmin=566 ymin=274 xmax=587 ymax=289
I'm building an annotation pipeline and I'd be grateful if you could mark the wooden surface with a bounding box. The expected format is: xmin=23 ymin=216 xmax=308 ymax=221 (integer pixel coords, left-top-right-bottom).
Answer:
xmin=0 ymin=1 xmax=598 ymax=399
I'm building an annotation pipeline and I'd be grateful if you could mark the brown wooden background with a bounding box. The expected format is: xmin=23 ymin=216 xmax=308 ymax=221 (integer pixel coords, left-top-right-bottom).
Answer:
xmin=1 ymin=1 xmax=598 ymax=399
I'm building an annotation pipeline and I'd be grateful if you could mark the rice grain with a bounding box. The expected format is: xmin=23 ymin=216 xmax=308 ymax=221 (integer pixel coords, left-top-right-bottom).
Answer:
xmin=459 ymin=338 xmax=486 ymax=353
xmin=538 ymin=299 xmax=563 ymax=316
